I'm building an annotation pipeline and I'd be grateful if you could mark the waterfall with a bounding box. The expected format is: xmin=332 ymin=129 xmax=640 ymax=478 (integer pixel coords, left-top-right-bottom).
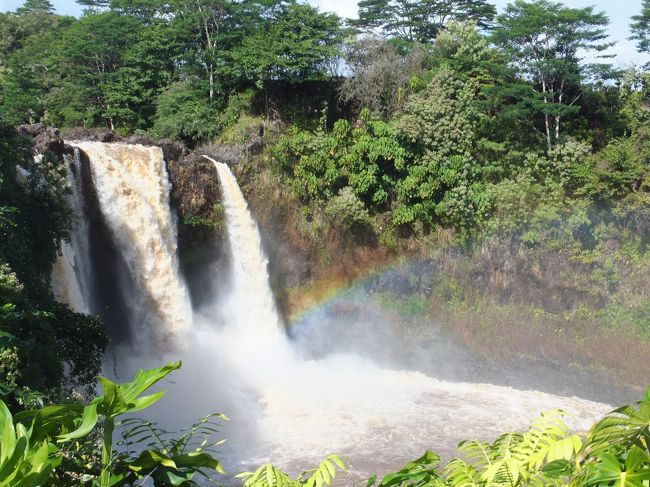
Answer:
xmin=51 ymin=148 xmax=92 ymax=314
xmin=204 ymin=156 xmax=282 ymax=335
xmin=51 ymin=242 xmax=88 ymax=313
xmin=50 ymin=144 xmax=616 ymax=482
xmin=60 ymin=142 xmax=191 ymax=349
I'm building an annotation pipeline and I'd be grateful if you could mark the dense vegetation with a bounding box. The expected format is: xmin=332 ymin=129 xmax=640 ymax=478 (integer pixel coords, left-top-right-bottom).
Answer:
xmin=1 ymin=0 xmax=649 ymax=484
xmin=0 ymin=120 xmax=106 ymax=410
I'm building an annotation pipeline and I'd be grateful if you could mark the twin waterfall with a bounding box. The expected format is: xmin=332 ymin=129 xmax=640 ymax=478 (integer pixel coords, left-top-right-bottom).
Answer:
xmin=52 ymin=142 xmax=281 ymax=350
xmin=51 ymin=142 xmax=612 ymax=479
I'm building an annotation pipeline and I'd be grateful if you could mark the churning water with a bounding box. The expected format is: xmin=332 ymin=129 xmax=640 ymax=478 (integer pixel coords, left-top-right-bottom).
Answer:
xmin=53 ymin=144 xmax=614 ymax=483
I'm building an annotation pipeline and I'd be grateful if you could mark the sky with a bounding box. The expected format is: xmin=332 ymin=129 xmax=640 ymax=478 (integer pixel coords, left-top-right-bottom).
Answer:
xmin=1 ymin=0 xmax=648 ymax=66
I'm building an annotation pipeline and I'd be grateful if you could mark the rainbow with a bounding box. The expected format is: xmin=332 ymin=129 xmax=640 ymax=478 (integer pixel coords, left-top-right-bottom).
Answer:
xmin=285 ymin=255 xmax=424 ymax=328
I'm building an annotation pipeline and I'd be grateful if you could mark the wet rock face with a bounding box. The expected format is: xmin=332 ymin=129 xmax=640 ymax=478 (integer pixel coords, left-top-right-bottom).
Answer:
xmin=60 ymin=127 xmax=119 ymax=143
xmin=166 ymin=152 xmax=223 ymax=241
xmin=199 ymin=119 xmax=284 ymax=165
xmin=16 ymin=123 xmax=66 ymax=156
xmin=263 ymin=228 xmax=311 ymax=289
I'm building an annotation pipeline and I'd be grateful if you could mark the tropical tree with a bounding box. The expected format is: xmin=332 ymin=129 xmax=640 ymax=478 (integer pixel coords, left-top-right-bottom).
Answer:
xmin=15 ymin=0 xmax=54 ymax=14
xmin=53 ymin=12 xmax=141 ymax=129
xmin=228 ymin=3 xmax=343 ymax=87
xmin=351 ymin=0 xmax=496 ymax=43
xmin=631 ymin=0 xmax=650 ymax=55
xmin=492 ymin=0 xmax=614 ymax=151
xmin=395 ymin=68 xmax=489 ymax=230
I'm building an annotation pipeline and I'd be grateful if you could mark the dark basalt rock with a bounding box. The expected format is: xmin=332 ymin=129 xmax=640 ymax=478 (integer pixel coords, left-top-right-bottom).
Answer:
xmin=17 ymin=123 xmax=66 ymax=156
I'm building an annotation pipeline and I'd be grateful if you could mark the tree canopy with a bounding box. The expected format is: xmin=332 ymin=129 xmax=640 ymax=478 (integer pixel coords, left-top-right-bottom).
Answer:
xmin=351 ymin=0 xmax=496 ymax=43
xmin=631 ymin=0 xmax=650 ymax=55
xmin=492 ymin=0 xmax=614 ymax=150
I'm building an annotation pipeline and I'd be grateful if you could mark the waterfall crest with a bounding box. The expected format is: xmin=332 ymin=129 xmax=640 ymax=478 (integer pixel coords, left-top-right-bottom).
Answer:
xmin=204 ymin=156 xmax=282 ymax=335
xmin=61 ymin=142 xmax=191 ymax=348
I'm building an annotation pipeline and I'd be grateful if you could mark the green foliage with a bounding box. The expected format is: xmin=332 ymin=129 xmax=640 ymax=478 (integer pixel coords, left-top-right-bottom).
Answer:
xmin=237 ymin=454 xmax=345 ymax=487
xmin=115 ymin=414 xmax=228 ymax=486
xmin=1 ymin=0 xmax=344 ymax=139
xmin=395 ymin=68 xmax=490 ymax=231
xmin=13 ymin=361 xmax=228 ymax=486
xmin=430 ymin=21 xmax=506 ymax=85
xmin=492 ymin=0 xmax=614 ymax=150
xmin=325 ymin=187 xmax=373 ymax=234
xmin=631 ymin=0 xmax=650 ymax=55
xmin=0 ymin=122 xmax=107 ymax=402
xmin=369 ymin=450 xmax=442 ymax=486
xmin=351 ymin=0 xmax=496 ymax=44
xmin=378 ymin=292 xmax=430 ymax=327
xmin=151 ymin=81 xmax=220 ymax=145
xmin=15 ymin=0 xmax=54 ymax=14
xmin=228 ymin=3 xmax=343 ymax=89
xmin=0 ymin=399 xmax=60 ymax=486
xmin=577 ymin=132 xmax=650 ymax=203
xmin=271 ymin=112 xmax=406 ymax=208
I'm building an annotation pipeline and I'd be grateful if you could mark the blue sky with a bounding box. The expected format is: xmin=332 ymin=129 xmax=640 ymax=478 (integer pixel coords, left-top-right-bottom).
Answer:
xmin=1 ymin=0 xmax=648 ymax=66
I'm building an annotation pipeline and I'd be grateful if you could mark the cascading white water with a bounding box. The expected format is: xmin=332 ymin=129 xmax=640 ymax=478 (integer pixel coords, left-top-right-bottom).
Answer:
xmin=51 ymin=243 xmax=88 ymax=313
xmin=64 ymin=142 xmax=191 ymax=348
xmin=51 ymin=148 xmax=92 ymax=314
xmin=204 ymin=156 xmax=282 ymax=335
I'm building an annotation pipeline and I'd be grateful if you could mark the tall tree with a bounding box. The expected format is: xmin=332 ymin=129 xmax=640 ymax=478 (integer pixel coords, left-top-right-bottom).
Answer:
xmin=15 ymin=0 xmax=54 ymax=14
xmin=352 ymin=0 xmax=496 ymax=43
xmin=630 ymin=0 xmax=650 ymax=54
xmin=51 ymin=12 xmax=141 ymax=128
xmin=229 ymin=2 xmax=342 ymax=86
xmin=492 ymin=0 xmax=613 ymax=151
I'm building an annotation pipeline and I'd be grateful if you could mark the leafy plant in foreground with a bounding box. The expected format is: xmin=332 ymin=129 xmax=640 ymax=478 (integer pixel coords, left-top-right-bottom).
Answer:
xmin=14 ymin=361 xmax=226 ymax=486
xmin=114 ymin=413 xmax=228 ymax=485
xmin=236 ymin=453 xmax=346 ymax=487
xmin=0 ymin=399 xmax=60 ymax=486
xmin=52 ymin=361 xmax=183 ymax=486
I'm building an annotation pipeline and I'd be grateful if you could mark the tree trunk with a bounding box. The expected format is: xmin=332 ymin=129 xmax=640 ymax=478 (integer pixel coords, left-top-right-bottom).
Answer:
xmin=555 ymin=80 xmax=564 ymax=144
xmin=542 ymin=77 xmax=552 ymax=152
xmin=209 ymin=64 xmax=214 ymax=103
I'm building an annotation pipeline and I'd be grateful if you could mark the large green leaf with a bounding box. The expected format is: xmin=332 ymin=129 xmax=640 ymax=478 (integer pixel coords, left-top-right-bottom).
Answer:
xmin=0 ymin=400 xmax=59 ymax=487
xmin=584 ymin=452 xmax=650 ymax=486
xmin=56 ymin=399 xmax=100 ymax=442
xmin=378 ymin=450 xmax=442 ymax=486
